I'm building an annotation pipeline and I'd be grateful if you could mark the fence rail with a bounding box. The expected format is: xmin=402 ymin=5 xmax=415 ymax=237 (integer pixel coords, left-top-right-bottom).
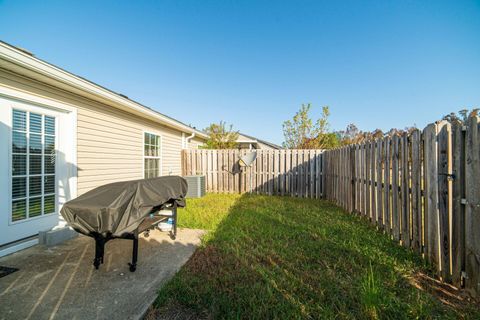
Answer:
xmin=182 ymin=115 xmax=480 ymax=296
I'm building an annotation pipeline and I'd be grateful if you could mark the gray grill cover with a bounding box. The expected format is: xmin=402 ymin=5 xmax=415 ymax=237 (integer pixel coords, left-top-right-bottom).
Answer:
xmin=61 ymin=176 xmax=187 ymax=237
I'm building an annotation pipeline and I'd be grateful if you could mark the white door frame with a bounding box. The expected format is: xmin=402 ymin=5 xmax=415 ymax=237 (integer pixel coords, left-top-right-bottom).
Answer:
xmin=0 ymin=88 xmax=77 ymax=247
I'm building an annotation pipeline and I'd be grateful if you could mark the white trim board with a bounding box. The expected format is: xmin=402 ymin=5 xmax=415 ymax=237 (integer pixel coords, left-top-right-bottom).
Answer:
xmin=0 ymin=237 xmax=38 ymax=258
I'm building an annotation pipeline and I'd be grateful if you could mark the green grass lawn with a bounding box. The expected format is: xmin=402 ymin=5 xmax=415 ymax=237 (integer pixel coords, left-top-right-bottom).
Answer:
xmin=153 ymin=194 xmax=478 ymax=319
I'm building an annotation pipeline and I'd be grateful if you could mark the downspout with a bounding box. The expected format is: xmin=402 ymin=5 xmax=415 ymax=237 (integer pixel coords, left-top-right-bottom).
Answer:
xmin=184 ymin=132 xmax=195 ymax=149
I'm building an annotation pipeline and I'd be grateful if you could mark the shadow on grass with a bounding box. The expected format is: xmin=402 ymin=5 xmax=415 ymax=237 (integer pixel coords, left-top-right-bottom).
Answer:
xmin=152 ymin=194 xmax=479 ymax=319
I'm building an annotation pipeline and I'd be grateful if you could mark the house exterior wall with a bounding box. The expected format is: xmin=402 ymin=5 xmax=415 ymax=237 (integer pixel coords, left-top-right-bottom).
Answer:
xmin=256 ymin=141 xmax=279 ymax=150
xmin=235 ymin=133 xmax=280 ymax=150
xmin=188 ymin=136 xmax=204 ymax=149
xmin=0 ymin=69 xmax=205 ymax=196
xmin=76 ymin=106 xmax=190 ymax=194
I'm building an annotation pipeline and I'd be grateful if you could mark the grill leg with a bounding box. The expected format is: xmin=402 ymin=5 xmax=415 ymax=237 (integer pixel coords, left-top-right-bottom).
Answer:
xmin=93 ymin=237 xmax=105 ymax=270
xmin=129 ymin=235 xmax=138 ymax=272
xmin=171 ymin=203 xmax=177 ymax=240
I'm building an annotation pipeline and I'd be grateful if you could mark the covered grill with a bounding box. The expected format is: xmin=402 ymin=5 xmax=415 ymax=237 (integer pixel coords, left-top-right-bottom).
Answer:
xmin=61 ymin=176 xmax=188 ymax=272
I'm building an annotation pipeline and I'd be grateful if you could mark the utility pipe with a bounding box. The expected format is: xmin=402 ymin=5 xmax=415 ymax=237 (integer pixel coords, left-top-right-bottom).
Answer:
xmin=184 ymin=132 xmax=195 ymax=149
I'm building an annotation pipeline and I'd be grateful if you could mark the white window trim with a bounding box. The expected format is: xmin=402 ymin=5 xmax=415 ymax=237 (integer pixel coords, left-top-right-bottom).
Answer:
xmin=142 ymin=130 xmax=163 ymax=178
xmin=0 ymin=88 xmax=77 ymax=228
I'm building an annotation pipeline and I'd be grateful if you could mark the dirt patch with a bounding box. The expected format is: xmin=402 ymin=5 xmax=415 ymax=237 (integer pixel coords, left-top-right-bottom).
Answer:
xmin=408 ymin=271 xmax=479 ymax=313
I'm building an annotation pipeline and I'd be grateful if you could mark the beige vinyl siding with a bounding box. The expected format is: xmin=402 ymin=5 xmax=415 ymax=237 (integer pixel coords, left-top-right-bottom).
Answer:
xmin=76 ymin=101 xmax=191 ymax=194
xmin=0 ymin=68 xmax=198 ymax=196
xmin=188 ymin=136 xmax=205 ymax=149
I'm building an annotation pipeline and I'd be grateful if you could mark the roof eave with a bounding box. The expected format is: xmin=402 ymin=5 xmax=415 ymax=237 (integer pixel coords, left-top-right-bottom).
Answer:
xmin=0 ymin=41 xmax=208 ymax=139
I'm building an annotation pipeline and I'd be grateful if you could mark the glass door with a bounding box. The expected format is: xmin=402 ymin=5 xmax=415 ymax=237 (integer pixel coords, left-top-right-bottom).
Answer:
xmin=0 ymin=101 xmax=62 ymax=246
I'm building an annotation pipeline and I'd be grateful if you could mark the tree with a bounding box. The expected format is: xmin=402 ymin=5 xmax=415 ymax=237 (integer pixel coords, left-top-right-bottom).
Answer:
xmin=444 ymin=108 xmax=479 ymax=122
xmin=335 ymin=124 xmax=389 ymax=145
xmin=203 ymin=121 xmax=239 ymax=149
xmin=282 ymin=104 xmax=337 ymax=149
xmin=336 ymin=123 xmax=362 ymax=145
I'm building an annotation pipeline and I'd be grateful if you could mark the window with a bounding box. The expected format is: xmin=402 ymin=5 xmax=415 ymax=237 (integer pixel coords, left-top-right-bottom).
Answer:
xmin=11 ymin=109 xmax=56 ymax=222
xmin=144 ymin=132 xmax=161 ymax=178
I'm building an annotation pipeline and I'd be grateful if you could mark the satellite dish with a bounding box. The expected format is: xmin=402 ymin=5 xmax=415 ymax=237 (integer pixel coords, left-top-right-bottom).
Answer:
xmin=238 ymin=151 xmax=257 ymax=193
xmin=239 ymin=151 xmax=257 ymax=167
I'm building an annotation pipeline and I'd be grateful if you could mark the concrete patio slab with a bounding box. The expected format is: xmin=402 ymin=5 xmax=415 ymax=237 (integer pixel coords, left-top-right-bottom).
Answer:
xmin=0 ymin=228 xmax=204 ymax=320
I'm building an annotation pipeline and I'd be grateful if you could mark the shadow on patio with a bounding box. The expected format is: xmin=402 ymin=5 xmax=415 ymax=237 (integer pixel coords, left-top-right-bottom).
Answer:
xmin=0 ymin=228 xmax=203 ymax=320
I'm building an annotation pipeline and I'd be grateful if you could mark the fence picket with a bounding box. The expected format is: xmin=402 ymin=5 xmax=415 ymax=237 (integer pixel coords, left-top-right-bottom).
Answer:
xmin=465 ymin=116 xmax=480 ymax=295
xmin=451 ymin=120 xmax=465 ymax=287
xmin=384 ymin=137 xmax=391 ymax=234
xmin=376 ymin=139 xmax=383 ymax=228
xmin=437 ymin=121 xmax=452 ymax=281
xmin=411 ymin=130 xmax=422 ymax=251
xmin=392 ymin=135 xmax=400 ymax=241
xmin=401 ymin=133 xmax=410 ymax=247
xmin=424 ymin=123 xmax=440 ymax=272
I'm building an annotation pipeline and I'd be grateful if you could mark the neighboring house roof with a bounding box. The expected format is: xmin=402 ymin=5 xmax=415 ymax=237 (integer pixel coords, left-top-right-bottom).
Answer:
xmin=237 ymin=132 xmax=282 ymax=149
xmin=0 ymin=40 xmax=207 ymax=139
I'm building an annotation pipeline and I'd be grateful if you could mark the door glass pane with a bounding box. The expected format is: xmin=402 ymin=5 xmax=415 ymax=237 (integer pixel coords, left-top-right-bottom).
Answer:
xmin=29 ymin=176 xmax=42 ymax=196
xmin=29 ymin=134 xmax=42 ymax=154
xmin=12 ymin=199 xmax=26 ymax=221
xmin=45 ymin=155 xmax=55 ymax=174
xmin=30 ymin=155 xmax=42 ymax=174
xmin=45 ymin=136 xmax=55 ymax=155
xmin=29 ymin=197 xmax=42 ymax=217
xmin=12 ymin=110 xmax=26 ymax=131
xmin=12 ymin=177 xmax=26 ymax=198
xmin=30 ymin=113 xmax=42 ymax=133
xmin=12 ymin=131 xmax=27 ymax=153
xmin=12 ymin=154 xmax=26 ymax=175
xmin=44 ymin=175 xmax=55 ymax=194
xmin=45 ymin=116 xmax=55 ymax=135
xmin=44 ymin=195 xmax=55 ymax=214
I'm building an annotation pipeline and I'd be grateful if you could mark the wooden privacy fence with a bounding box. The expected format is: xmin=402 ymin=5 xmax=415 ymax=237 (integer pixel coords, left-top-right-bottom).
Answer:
xmin=182 ymin=115 xmax=480 ymax=296
xmin=182 ymin=149 xmax=324 ymax=198
xmin=323 ymin=116 xmax=480 ymax=296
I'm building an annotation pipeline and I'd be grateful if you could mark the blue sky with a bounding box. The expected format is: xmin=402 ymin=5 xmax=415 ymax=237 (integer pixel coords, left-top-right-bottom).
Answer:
xmin=1 ymin=0 xmax=479 ymax=145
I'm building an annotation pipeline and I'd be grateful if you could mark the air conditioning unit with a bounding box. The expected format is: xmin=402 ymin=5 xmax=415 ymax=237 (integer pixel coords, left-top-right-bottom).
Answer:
xmin=183 ymin=175 xmax=206 ymax=198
